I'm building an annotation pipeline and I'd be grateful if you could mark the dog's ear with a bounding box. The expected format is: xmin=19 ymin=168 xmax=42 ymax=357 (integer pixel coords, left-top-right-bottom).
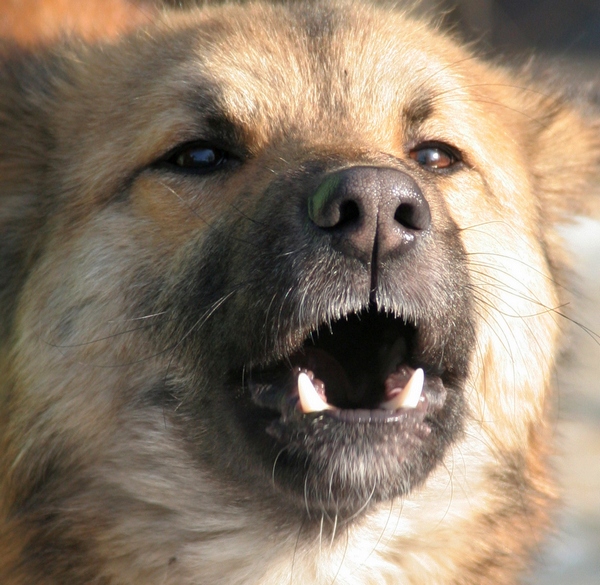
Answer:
xmin=525 ymin=67 xmax=600 ymax=223
xmin=0 ymin=49 xmax=56 ymax=337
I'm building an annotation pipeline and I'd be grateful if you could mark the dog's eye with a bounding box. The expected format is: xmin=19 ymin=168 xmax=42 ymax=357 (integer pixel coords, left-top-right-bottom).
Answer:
xmin=162 ymin=142 xmax=231 ymax=173
xmin=409 ymin=143 xmax=460 ymax=170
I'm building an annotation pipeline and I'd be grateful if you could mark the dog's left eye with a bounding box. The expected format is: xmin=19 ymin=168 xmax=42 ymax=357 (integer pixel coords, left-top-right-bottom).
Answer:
xmin=409 ymin=143 xmax=460 ymax=170
xmin=160 ymin=141 xmax=232 ymax=173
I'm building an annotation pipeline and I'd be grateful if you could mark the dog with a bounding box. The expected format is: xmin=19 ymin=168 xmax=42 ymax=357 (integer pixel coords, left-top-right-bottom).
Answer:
xmin=0 ymin=1 xmax=598 ymax=583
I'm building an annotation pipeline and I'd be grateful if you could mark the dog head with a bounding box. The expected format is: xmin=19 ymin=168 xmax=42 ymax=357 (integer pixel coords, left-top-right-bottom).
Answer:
xmin=1 ymin=2 xmax=599 ymax=583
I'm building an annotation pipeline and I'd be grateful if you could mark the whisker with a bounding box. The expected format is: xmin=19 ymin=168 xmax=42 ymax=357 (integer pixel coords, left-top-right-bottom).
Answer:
xmin=44 ymin=317 xmax=175 ymax=349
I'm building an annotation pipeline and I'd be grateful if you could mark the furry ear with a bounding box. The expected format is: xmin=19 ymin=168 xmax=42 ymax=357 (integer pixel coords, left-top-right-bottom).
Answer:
xmin=527 ymin=65 xmax=600 ymax=223
xmin=534 ymin=106 xmax=600 ymax=222
xmin=0 ymin=50 xmax=57 ymax=338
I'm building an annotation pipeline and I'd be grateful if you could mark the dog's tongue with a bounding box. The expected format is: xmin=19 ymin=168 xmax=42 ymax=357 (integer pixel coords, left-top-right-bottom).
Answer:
xmin=297 ymin=367 xmax=424 ymax=414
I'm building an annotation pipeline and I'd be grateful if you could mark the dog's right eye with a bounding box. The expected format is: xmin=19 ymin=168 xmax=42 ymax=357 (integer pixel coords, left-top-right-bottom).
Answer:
xmin=160 ymin=141 xmax=233 ymax=173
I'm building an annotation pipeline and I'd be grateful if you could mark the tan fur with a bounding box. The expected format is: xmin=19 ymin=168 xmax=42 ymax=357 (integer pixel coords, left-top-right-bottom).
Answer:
xmin=0 ymin=2 xmax=598 ymax=584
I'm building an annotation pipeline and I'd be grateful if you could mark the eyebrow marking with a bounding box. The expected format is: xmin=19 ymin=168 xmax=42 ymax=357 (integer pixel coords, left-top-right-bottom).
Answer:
xmin=403 ymin=94 xmax=434 ymax=127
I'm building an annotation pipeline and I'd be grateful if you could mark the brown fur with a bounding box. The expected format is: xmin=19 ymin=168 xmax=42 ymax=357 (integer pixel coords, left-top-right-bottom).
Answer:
xmin=0 ymin=2 xmax=598 ymax=584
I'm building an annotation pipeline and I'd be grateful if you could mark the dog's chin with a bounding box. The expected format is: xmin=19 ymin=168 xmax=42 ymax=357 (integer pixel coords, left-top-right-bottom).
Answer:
xmin=230 ymin=305 xmax=467 ymax=517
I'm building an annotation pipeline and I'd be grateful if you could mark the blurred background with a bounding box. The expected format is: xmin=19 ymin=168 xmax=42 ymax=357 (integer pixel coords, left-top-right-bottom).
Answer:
xmin=437 ymin=0 xmax=600 ymax=55
xmin=0 ymin=0 xmax=598 ymax=582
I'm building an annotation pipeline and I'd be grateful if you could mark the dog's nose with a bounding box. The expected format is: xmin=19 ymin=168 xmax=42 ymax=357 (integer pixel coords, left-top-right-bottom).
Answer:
xmin=308 ymin=166 xmax=431 ymax=262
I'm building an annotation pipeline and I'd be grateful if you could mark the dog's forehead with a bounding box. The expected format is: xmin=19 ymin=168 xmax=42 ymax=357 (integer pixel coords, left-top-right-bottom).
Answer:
xmin=169 ymin=3 xmax=472 ymax=145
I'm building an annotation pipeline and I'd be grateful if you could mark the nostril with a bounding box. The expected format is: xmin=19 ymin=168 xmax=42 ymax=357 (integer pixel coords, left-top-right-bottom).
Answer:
xmin=337 ymin=200 xmax=360 ymax=228
xmin=394 ymin=202 xmax=422 ymax=231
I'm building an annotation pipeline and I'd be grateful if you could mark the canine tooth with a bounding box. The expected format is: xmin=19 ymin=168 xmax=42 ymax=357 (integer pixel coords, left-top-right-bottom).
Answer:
xmin=298 ymin=372 xmax=333 ymax=413
xmin=382 ymin=368 xmax=424 ymax=410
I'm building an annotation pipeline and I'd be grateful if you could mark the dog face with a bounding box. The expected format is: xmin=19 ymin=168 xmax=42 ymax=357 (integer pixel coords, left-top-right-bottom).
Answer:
xmin=0 ymin=2 xmax=598 ymax=584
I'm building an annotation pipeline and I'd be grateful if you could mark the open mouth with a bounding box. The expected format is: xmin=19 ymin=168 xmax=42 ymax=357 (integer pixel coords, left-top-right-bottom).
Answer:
xmin=237 ymin=304 xmax=460 ymax=512
xmin=247 ymin=307 xmax=447 ymax=427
